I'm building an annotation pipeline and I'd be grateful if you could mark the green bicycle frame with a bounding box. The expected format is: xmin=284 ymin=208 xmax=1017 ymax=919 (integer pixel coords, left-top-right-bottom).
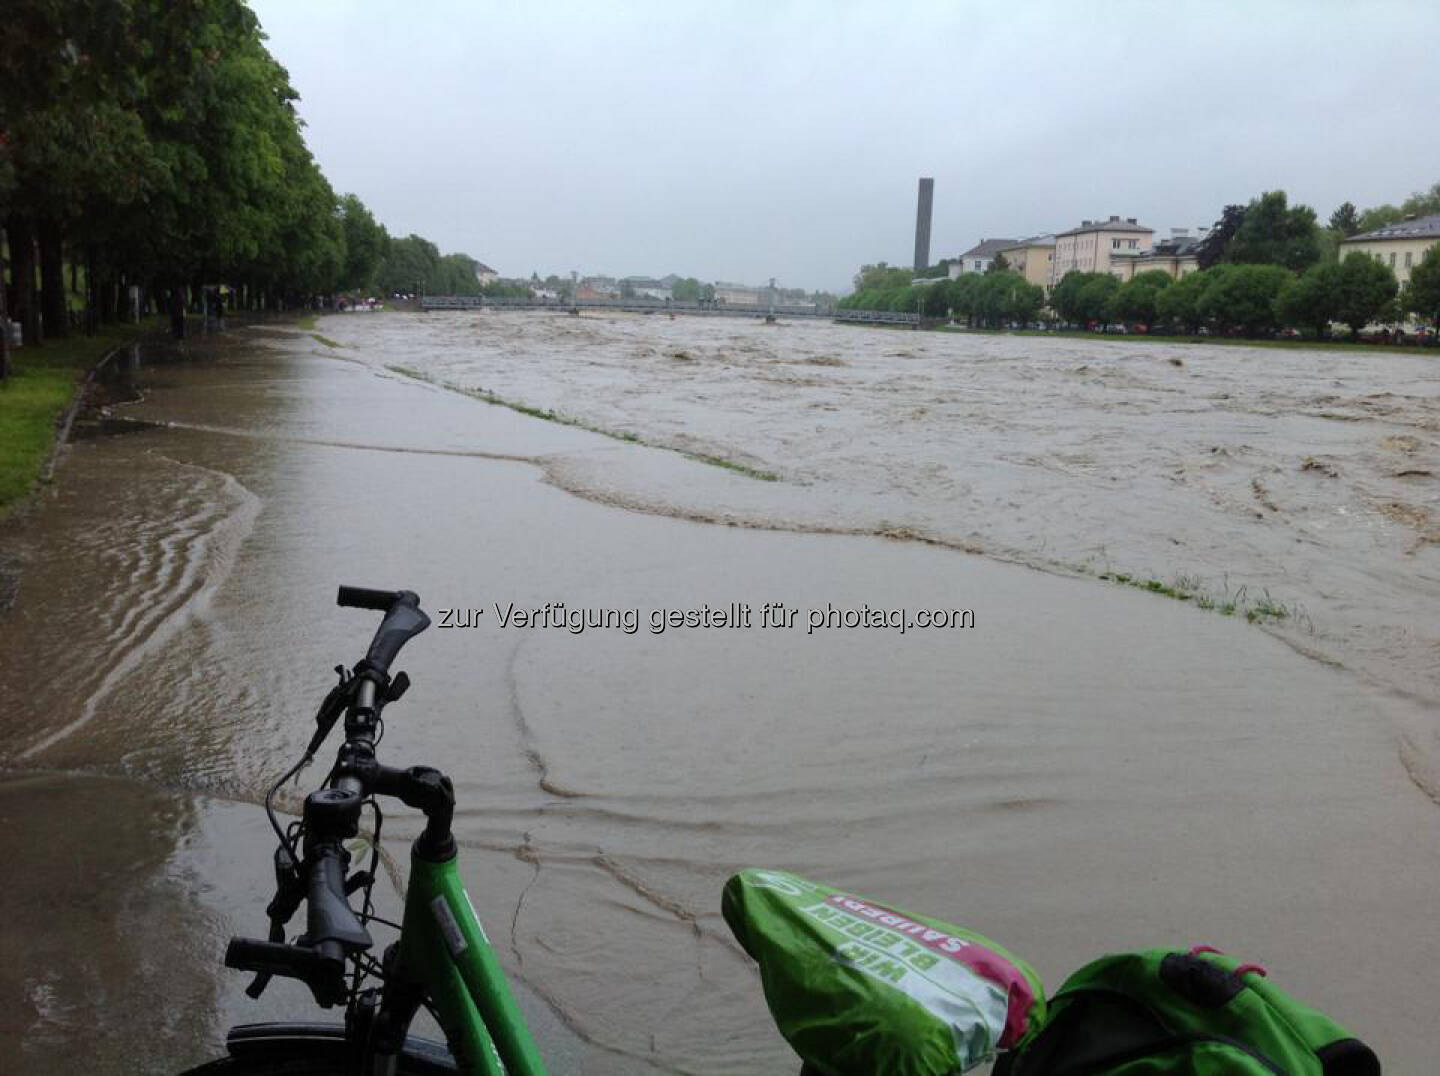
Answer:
xmin=392 ymin=847 xmax=548 ymax=1076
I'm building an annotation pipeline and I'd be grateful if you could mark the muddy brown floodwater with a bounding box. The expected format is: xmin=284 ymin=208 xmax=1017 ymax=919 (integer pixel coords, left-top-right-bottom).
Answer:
xmin=1 ymin=314 xmax=1437 ymax=1073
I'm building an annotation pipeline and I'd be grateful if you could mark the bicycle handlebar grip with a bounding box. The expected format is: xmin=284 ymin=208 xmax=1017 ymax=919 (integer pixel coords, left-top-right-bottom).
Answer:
xmin=306 ymin=844 xmax=373 ymax=953
xmin=364 ymin=591 xmax=430 ymax=676
xmin=337 ymin=585 xmax=400 ymax=611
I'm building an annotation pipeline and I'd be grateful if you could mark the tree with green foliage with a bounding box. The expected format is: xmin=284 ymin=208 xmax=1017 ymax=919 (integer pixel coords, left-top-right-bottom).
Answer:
xmin=986 ymin=252 xmax=1011 ymax=274
xmin=479 ymin=279 xmax=530 ymax=299
xmin=1274 ymin=263 xmax=1340 ymax=338
xmin=1403 ymin=244 xmax=1440 ymax=333
xmin=1328 ymin=202 xmax=1360 ymax=236
xmin=433 ymin=253 xmax=484 ymax=295
xmin=918 ymin=282 xmax=949 ymax=317
xmin=1154 ymin=270 xmax=1212 ymax=333
xmin=671 ymin=277 xmax=703 ymax=302
xmin=338 ymin=194 xmax=388 ymax=292
xmin=1050 ymin=271 xmax=1122 ymax=328
xmin=1195 ymin=205 xmax=1246 ymax=270
xmin=1316 ymin=227 xmax=1343 ymax=265
xmin=1224 ymin=191 xmax=1321 ymax=272
xmin=375 ymin=234 xmax=440 ymax=296
xmin=1356 ymin=204 xmax=1403 ymax=233
xmin=1109 ymin=270 xmax=1173 ymax=327
xmin=943 ymin=275 xmax=979 ymax=324
xmin=972 ymin=271 xmax=1041 ymax=326
xmin=1050 ymin=271 xmax=1098 ymax=325
xmin=853 ymin=262 xmax=915 ymax=292
xmin=1331 ymin=252 xmax=1397 ymax=336
xmin=1079 ymin=274 xmax=1121 ymax=329
xmin=1400 ymin=181 xmax=1440 ymax=219
xmin=1197 ymin=264 xmax=1292 ymax=335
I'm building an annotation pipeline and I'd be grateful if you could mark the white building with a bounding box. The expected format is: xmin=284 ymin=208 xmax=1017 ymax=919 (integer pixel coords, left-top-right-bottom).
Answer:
xmin=949 ymin=238 xmax=1020 ymax=277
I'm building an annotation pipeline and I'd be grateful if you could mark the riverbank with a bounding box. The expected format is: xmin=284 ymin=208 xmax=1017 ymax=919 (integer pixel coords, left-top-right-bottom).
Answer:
xmin=2 ymin=321 xmax=1435 ymax=1071
xmin=0 ymin=322 xmax=159 ymax=514
xmin=940 ymin=324 xmax=1438 ymax=355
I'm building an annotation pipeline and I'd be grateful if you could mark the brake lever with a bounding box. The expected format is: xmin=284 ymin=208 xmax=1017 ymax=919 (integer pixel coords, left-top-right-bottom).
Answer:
xmin=244 ymin=919 xmax=288 ymax=999
xmin=305 ymin=667 xmax=354 ymax=756
xmin=247 ymin=843 xmax=307 ymax=998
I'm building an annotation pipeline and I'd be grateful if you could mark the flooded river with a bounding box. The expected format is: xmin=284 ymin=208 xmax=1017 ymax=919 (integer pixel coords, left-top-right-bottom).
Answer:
xmin=2 ymin=314 xmax=1437 ymax=1072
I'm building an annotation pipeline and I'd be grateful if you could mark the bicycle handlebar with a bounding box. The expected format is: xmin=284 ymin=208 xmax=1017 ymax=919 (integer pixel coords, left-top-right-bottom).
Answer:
xmin=337 ymin=585 xmax=431 ymax=678
xmin=228 ymin=587 xmax=435 ymax=1007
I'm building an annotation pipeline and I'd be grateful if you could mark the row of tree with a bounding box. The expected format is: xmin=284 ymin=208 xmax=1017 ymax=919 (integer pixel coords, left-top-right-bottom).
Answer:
xmin=839 ymin=270 xmax=1046 ymax=327
xmin=1050 ymin=247 xmax=1440 ymax=337
xmin=2 ymin=1 xmax=347 ymax=349
xmin=838 ymin=248 xmax=1440 ymax=337
xmin=0 ymin=0 xmax=497 ymax=366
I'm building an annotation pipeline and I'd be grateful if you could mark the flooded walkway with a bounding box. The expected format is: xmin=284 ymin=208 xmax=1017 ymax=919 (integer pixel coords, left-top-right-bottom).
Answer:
xmin=2 ymin=321 xmax=1435 ymax=1072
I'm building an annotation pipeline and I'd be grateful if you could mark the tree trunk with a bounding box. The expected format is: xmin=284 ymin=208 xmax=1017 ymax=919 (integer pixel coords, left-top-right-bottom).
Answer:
xmin=39 ymin=219 xmax=69 ymax=339
xmin=0 ymin=226 xmax=10 ymax=380
xmin=169 ymin=285 xmax=186 ymax=339
xmin=9 ymin=217 xmax=43 ymax=346
xmin=85 ymin=247 xmax=99 ymax=335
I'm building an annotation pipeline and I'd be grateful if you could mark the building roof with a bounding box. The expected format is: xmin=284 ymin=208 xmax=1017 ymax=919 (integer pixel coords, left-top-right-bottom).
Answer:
xmin=475 ymin=262 xmax=496 ymax=274
xmin=959 ymin=238 xmax=1020 ymax=258
xmin=998 ymin=234 xmax=1056 ymax=251
xmin=1343 ymin=214 xmax=1440 ymax=243
xmin=1056 ymin=216 xmax=1154 ymax=237
xmin=1140 ymin=235 xmax=1203 ymax=258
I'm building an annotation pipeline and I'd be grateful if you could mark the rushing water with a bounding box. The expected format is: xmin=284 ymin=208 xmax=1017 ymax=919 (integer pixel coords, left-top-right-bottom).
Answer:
xmin=2 ymin=316 xmax=1437 ymax=1073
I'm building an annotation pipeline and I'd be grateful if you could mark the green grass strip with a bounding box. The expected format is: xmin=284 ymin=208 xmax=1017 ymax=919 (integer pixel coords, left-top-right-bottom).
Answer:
xmin=1096 ymin=570 xmax=1292 ymax=623
xmin=0 ymin=322 xmax=154 ymax=513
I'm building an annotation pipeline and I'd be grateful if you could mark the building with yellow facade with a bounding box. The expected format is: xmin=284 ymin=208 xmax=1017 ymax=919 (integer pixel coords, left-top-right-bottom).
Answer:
xmin=994 ymin=235 xmax=1056 ymax=291
xmin=1110 ymin=230 xmax=1204 ymax=282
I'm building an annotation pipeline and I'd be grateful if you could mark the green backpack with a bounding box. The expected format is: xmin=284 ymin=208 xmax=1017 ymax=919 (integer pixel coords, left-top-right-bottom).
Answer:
xmin=995 ymin=947 xmax=1380 ymax=1076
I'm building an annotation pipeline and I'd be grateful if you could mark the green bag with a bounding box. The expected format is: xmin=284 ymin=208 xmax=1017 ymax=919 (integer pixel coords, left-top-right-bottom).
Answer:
xmin=722 ymin=869 xmax=1046 ymax=1075
xmin=996 ymin=947 xmax=1380 ymax=1075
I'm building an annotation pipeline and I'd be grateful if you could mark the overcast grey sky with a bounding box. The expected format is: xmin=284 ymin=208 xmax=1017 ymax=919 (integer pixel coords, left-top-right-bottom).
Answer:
xmin=251 ymin=0 xmax=1440 ymax=292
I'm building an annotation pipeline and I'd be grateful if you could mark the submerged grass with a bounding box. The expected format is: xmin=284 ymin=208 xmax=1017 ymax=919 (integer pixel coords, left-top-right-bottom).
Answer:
xmin=0 ymin=321 xmax=156 ymax=514
xmin=310 ymin=333 xmax=343 ymax=349
xmin=385 ymin=364 xmax=779 ymax=481
xmin=1096 ymin=569 xmax=1295 ymax=625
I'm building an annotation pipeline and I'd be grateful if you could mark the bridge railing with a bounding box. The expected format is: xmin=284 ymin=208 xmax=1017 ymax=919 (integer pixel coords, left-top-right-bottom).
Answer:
xmin=832 ymin=309 xmax=922 ymax=325
xmin=419 ymin=295 xmax=836 ymax=317
xmin=416 ymin=295 xmax=918 ymax=325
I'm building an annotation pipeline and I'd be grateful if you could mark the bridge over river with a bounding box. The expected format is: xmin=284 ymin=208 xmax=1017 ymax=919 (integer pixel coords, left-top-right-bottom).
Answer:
xmin=418 ymin=294 xmax=920 ymax=326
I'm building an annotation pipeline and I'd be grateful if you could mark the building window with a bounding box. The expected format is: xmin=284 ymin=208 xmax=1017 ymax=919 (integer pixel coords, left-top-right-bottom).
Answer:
xmin=1112 ymin=238 xmax=1120 ymax=249
xmin=1128 ymin=239 xmax=1137 ymax=248
xmin=1405 ymin=252 xmax=1412 ymax=268
xmin=1389 ymin=252 xmax=1396 ymax=267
